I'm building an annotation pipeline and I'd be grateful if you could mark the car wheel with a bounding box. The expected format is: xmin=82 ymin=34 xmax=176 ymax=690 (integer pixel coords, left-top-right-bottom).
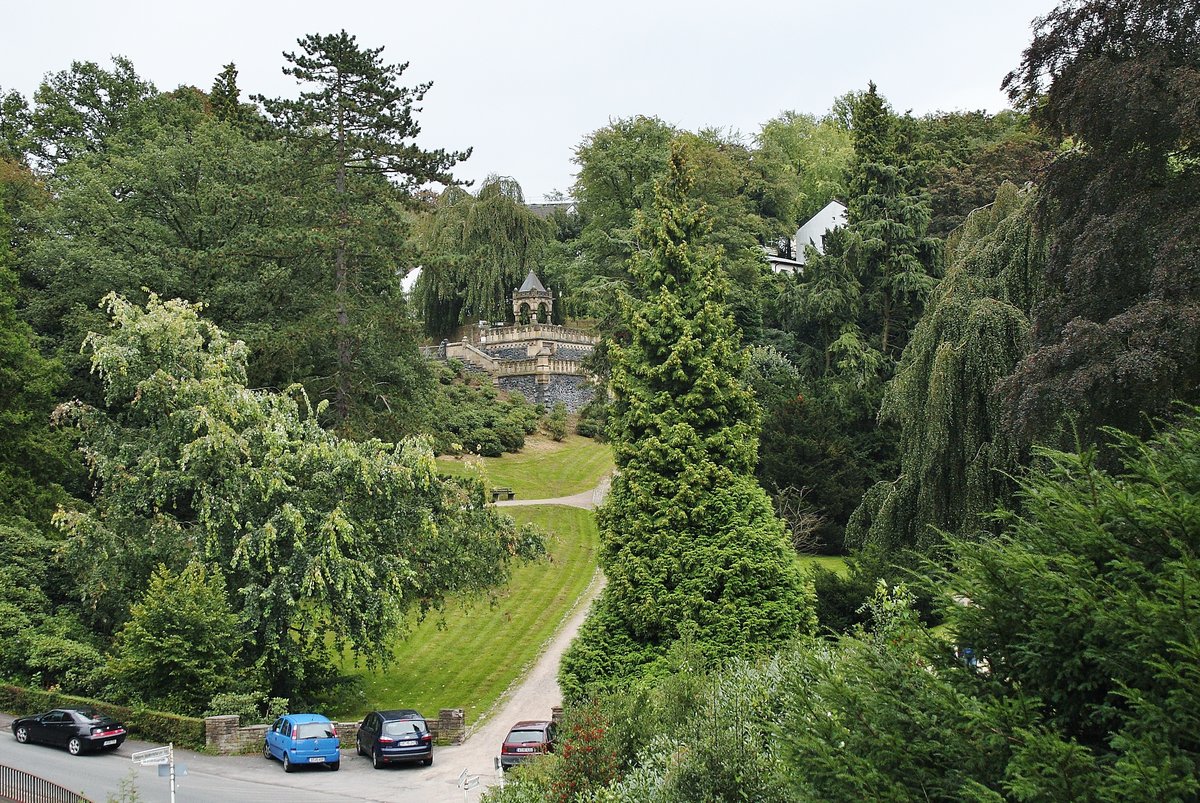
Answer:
xmin=372 ymin=750 xmax=383 ymax=770
xmin=423 ymin=755 xmax=433 ymax=767
xmin=262 ymin=741 xmax=271 ymax=760
xmin=355 ymin=740 xmax=364 ymax=757
xmin=68 ymin=737 xmax=83 ymax=756
xmin=329 ymin=761 xmax=340 ymax=772
xmin=14 ymin=726 xmax=29 ymax=744
xmin=282 ymin=753 xmax=293 ymax=773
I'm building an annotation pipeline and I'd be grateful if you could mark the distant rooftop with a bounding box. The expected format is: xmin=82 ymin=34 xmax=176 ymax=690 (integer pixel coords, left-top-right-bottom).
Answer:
xmin=526 ymin=200 xmax=576 ymax=219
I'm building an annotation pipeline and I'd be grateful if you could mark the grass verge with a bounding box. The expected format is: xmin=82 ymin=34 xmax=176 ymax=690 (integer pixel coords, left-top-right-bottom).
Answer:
xmin=437 ymin=433 xmax=613 ymax=499
xmin=337 ymin=505 xmax=599 ymax=724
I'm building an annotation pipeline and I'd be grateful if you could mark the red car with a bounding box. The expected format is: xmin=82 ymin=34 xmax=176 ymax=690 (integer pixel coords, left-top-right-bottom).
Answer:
xmin=11 ymin=708 xmax=127 ymax=755
xmin=499 ymin=720 xmax=557 ymax=770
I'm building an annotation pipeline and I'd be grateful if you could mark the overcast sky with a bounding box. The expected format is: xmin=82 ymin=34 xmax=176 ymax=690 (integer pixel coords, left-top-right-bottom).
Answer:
xmin=4 ymin=0 xmax=1060 ymax=202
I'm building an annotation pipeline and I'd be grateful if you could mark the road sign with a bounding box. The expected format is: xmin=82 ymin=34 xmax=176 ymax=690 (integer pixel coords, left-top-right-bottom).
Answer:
xmin=132 ymin=746 xmax=170 ymax=765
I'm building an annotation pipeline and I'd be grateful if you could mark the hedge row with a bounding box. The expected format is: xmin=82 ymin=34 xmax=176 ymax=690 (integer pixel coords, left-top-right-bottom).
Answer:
xmin=0 ymin=685 xmax=205 ymax=750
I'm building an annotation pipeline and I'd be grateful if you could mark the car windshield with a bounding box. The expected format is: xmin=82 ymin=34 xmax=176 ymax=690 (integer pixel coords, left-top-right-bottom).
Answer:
xmin=506 ymin=729 xmax=546 ymax=743
xmin=383 ymin=720 xmax=426 ymax=737
xmin=75 ymin=709 xmax=104 ymax=722
xmin=294 ymin=722 xmax=335 ymax=739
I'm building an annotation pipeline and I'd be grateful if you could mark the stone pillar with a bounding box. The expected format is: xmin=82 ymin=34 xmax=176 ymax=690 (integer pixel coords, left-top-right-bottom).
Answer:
xmin=437 ymin=708 xmax=466 ymax=745
xmin=205 ymin=715 xmax=241 ymax=755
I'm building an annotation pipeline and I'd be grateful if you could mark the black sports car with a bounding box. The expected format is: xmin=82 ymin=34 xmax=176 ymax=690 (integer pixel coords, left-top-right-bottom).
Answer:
xmin=11 ymin=707 xmax=127 ymax=755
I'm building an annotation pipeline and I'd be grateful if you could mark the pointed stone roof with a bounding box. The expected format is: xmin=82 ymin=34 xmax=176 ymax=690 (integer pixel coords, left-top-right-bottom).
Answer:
xmin=518 ymin=270 xmax=547 ymax=293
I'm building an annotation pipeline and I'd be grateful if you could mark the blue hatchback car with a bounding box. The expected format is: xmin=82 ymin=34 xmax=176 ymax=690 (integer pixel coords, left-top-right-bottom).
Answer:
xmin=263 ymin=713 xmax=341 ymax=772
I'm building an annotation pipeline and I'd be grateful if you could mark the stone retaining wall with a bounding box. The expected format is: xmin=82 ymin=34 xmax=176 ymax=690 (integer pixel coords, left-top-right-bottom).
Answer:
xmin=205 ymin=709 xmax=466 ymax=755
xmin=496 ymin=374 xmax=594 ymax=412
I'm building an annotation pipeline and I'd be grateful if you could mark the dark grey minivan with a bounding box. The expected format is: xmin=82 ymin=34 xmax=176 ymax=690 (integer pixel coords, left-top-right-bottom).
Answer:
xmin=355 ymin=709 xmax=433 ymax=769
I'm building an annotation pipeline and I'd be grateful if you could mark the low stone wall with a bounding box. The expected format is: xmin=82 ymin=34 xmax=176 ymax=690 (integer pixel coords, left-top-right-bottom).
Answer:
xmin=205 ymin=709 xmax=466 ymax=755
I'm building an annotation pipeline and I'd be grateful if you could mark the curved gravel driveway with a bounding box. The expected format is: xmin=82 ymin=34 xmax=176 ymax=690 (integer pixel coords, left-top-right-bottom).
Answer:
xmin=418 ymin=475 xmax=610 ymax=800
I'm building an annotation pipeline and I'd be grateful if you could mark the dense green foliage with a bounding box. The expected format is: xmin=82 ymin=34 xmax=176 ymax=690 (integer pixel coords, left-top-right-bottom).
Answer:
xmin=759 ymin=85 xmax=939 ymax=548
xmin=496 ymin=408 xmax=1200 ymax=801
xmin=847 ymin=182 xmax=1042 ymax=553
xmin=425 ymin=359 xmax=540 ymax=456
xmin=559 ymin=146 xmax=813 ymax=700
xmin=54 ymin=295 xmax=540 ymax=699
xmin=998 ymin=0 xmax=1200 ymax=450
xmin=108 ymin=562 xmax=242 ymax=715
xmin=256 ymin=31 xmax=463 ymax=432
xmin=415 ymin=176 xmax=551 ymax=337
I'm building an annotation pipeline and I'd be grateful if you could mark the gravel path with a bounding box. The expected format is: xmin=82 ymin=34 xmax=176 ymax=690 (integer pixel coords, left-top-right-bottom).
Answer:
xmin=418 ymin=476 xmax=611 ymax=800
xmin=494 ymin=473 xmax=611 ymax=510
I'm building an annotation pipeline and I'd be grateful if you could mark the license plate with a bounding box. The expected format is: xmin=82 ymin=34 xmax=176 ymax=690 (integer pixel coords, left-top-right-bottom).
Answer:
xmin=104 ymin=739 xmax=117 ymax=746
xmin=517 ymin=747 xmax=534 ymax=753
xmin=308 ymin=756 xmax=326 ymax=763
xmin=398 ymin=740 xmax=417 ymax=747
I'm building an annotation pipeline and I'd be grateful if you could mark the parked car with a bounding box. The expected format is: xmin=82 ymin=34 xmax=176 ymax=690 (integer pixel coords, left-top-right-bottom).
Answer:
xmin=262 ymin=713 xmax=341 ymax=772
xmin=355 ymin=709 xmax=433 ymax=768
xmin=499 ymin=719 xmax=557 ymax=770
xmin=11 ymin=707 xmax=127 ymax=755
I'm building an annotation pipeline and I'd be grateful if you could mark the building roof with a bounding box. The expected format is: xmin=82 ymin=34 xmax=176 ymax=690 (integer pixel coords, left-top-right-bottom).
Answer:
xmin=518 ymin=270 xmax=547 ymax=293
xmin=795 ymin=200 xmax=848 ymax=264
xmin=526 ymin=201 xmax=575 ymax=219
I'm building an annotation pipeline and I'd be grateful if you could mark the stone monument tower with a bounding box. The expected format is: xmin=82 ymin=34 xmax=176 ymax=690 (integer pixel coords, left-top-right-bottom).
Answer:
xmin=512 ymin=270 xmax=553 ymax=325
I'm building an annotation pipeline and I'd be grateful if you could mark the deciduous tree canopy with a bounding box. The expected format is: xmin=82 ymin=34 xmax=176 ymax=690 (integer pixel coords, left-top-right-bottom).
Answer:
xmin=56 ymin=294 xmax=540 ymax=697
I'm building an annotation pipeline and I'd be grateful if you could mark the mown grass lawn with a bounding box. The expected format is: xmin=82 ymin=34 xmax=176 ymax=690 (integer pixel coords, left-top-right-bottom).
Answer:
xmin=337 ymin=504 xmax=599 ymax=724
xmin=436 ymin=433 xmax=613 ymax=499
xmin=797 ymin=554 xmax=849 ymax=576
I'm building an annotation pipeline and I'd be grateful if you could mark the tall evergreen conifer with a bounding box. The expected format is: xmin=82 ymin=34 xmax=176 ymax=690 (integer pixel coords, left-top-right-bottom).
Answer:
xmin=257 ymin=32 xmax=469 ymax=429
xmin=845 ymin=82 xmax=939 ymax=360
xmin=559 ymin=145 xmax=813 ymax=700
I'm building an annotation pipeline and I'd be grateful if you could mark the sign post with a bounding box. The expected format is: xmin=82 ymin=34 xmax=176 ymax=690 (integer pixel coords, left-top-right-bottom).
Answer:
xmin=132 ymin=743 xmax=177 ymax=803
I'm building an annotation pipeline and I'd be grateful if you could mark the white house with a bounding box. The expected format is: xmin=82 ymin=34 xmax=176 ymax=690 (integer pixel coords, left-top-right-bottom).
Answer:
xmin=766 ymin=200 xmax=848 ymax=274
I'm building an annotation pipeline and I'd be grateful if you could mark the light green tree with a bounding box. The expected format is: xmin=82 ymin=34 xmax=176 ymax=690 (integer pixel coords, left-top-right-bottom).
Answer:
xmin=56 ymin=294 xmax=541 ymax=696
xmin=109 ymin=562 xmax=243 ymax=715
xmin=757 ymin=109 xmax=853 ymax=225
xmin=559 ymin=145 xmax=813 ymax=700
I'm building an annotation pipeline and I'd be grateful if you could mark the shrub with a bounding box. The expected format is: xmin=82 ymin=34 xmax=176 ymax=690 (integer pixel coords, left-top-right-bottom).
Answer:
xmin=0 ymin=684 xmax=204 ymax=749
xmin=545 ymin=403 xmax=569 ymax=442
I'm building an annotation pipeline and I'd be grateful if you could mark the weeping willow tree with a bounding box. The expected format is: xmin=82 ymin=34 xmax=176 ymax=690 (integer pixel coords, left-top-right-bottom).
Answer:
xmin=847 ymin=182 xmax=1044 ymax=553
xmin=415 ymin=175 xmax=550 ymax=337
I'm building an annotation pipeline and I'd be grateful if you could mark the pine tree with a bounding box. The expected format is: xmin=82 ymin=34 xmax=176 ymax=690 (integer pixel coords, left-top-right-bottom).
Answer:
xmin=257 ymin=31 xmax=469 ymax=426
xmin=560 ymin=145 xmax=813 ymax=700
xmin=845 ymin=82 xmax=939 ymax=360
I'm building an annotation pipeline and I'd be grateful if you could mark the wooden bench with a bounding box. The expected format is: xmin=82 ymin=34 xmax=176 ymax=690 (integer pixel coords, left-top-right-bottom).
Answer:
xmin=490 ymin=487 xmax=516 ymax=502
